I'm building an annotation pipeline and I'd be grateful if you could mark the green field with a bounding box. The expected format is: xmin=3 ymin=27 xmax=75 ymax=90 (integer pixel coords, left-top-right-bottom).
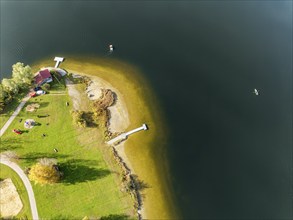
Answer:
xmin=0 ymin=164 xmax=32 ymax=219
xmin=0 ymin=80 xmax=135 ymax=219
xmin=27 ymin=57 xmax=179 ymax=219
xmin=0 ymin=89 xmax=28 ymax=128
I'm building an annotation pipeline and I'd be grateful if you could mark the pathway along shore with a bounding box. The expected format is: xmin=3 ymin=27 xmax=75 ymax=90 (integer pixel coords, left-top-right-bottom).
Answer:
xmin=0 ymin=155 xmax=39 ymax=220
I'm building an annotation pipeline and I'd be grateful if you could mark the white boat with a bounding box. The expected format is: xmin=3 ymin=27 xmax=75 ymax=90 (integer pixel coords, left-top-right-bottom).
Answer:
xmin=253 ymin=89 xmax=259 ymax=96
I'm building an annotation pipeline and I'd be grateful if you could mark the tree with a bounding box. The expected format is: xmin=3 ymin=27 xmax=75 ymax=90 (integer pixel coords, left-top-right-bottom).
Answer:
xmin=12 ymin=62 xmax=33 ymax=88
xmin=0 ymin=85 xmax=6 ymax=112
xmin=1 ymin=78 xmax=19 ymax=94
xmin=28 ymin=158 xmax=61 ymax=184
xmin=0 ymin=84 xmax=7 ymax=100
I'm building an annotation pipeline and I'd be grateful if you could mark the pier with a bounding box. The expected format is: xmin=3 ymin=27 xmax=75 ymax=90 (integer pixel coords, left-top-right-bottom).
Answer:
xmin=107 ymin=124 xmax=148 ymax=145
xmin=54 ymin=57 xmax=65 ymax=68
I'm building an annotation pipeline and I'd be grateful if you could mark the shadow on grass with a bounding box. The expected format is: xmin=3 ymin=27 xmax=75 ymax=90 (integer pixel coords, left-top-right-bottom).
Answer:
xmin=34 ymin=122 xmax=42 ymax=126
xmin=100 ymin=214 xmax=131 ymax=220
xmin=59 ymin=159 xmax=111 ymax=184
xmin=50 ymin=214 xmax=77 ymax=220
xmin=39 ymin=102 xmax=50 ymax=108
xmin=21 ymin=152 xmax=69 ymax=162
xmin=0 ymin=137 xmax=25 ymax=152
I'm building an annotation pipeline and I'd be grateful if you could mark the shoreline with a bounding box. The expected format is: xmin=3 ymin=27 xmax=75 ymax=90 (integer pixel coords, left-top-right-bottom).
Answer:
xmin=66 ymin=71 xmax=144 ymax=218
xmin=66 ymin=70 xmax=135 ymax=172
xmin=32 ymin=57 xmax=179 ymax=220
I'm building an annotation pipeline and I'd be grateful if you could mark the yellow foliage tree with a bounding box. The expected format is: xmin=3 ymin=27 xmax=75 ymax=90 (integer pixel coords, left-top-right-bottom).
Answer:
xmin=28 ymin=163 xmax=61 ymax=184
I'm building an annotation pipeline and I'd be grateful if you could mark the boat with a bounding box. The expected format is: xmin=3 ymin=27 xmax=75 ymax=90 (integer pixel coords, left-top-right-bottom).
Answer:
xmin=254 ymin=89 xmax=259 ymax=95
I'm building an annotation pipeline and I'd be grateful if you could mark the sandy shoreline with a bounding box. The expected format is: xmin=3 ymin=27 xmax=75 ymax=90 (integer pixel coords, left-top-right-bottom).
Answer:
xmin=66 ymin=71 xmax=135 ymax=174
xmin=34 ymin=59 xmax=178 ymax=220
xmin=66 ymin=71 xmax=145 ymax=217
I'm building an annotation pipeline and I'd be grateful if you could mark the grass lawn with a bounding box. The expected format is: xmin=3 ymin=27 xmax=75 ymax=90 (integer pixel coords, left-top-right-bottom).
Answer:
xmin=0 ymin=164 xmax=32 ymax=219
xmin=0 ymin=89 xmax=28 ymax=128
xmin=61 ymin=58 xmax=179 ymax=219
xmin=0 ymin=81 xmax=134 ymax=219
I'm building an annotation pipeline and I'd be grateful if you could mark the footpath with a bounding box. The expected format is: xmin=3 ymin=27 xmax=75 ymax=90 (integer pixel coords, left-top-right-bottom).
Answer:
xmin=0 ymin=93 xmax=31 ymax=137
xmin=0 ymin=155 xmax=39 ymax=220
xmin=0 ymin=93 xmax=39 ymax=219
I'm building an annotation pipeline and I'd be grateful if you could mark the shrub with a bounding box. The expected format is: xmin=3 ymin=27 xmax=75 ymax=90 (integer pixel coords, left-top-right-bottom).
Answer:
xmin=28 ymin=159 xmax=62 ymax=184
xmin=71 ymin=110 xmax=87 ymax=127
xmin=92 ymin=89 xmax=115 ymax=109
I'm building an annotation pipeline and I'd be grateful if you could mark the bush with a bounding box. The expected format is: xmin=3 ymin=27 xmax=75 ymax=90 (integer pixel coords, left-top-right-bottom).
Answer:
xmin=92 ymin=89 xmax=115 ymax=109
xmin=28 ymin=159 xmax=62 ymax=184
xmin=71 ymin=110 xmax=87 ymax=127
xmin=4 ymin=93 xmax=13 ymax=104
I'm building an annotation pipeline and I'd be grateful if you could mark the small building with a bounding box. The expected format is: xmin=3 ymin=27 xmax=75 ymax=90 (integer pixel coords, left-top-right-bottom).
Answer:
xmin=35 ymin=69 xmax=53 ymax=86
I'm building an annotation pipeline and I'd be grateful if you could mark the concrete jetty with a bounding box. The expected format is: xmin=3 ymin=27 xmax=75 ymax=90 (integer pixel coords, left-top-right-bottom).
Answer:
xmin=107 ymin=124 xmax=148 ymax=145
xmin=54 ymin=57 xmax=65 ymax=68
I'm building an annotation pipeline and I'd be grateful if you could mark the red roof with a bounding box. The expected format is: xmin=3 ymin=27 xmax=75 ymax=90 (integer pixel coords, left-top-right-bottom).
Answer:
xmin=35 ymin=69 xmax=52 ymax=85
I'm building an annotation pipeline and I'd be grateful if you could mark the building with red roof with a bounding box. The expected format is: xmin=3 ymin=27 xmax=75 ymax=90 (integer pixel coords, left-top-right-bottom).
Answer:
xmin=35 ymin=69 xmax=53 ymax=86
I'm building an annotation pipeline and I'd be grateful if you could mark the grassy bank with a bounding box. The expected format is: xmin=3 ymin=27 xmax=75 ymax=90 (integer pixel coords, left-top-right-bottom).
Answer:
xmin=0 ymin=164 xmax=32 ymax=219
xmin=31 ymin=56 xmax=179 ymax=219
xmin=0 ymin=80 xmax=135 ymax=219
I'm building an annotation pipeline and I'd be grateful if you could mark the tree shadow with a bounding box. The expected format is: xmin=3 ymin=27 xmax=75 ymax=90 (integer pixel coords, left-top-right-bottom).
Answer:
xmin=34 ymin=122 xmax=42 ymax=126
xmin=83 ymin=112 xmax=98 ymax=127
xmin=39 ymin=102 xmax=49 ymax=108
xmin=0 ymin=137 xmax=25 ymax=152
xmin=50 ymin=214 xmax=77 ymax=220
xmin=21 ymin=152 xmax=69 ymax=162
xmin=100 ymin=214 xmax=131 ymax=220
xmin=59 ymin=159 xmax=111 ymax=184
xmin=131 ymin=174 xmax=150 ymax=192
xmin=37 ymin=114 xmax=50 ymax=118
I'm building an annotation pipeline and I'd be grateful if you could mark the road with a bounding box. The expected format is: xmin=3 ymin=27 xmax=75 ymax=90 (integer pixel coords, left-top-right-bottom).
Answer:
xmin=0 ymin=155 xmax=39 ymax=219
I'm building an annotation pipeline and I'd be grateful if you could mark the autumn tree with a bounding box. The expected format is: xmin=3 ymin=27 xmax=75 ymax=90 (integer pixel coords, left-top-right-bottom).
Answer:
xmin=12 ymin=62 xmax=33 ymax=88
xmin=28 ymin=158 xmax=62 ymax=184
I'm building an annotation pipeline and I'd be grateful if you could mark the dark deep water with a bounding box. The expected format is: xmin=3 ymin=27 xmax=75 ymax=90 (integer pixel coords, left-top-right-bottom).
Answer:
xmin=1 ymin=1 xmax=292 ymax=219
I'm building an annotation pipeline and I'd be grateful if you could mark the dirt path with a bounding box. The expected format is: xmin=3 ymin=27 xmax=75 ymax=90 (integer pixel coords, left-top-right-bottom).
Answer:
xmin=65 ymin=78 xmax=82 ymax=110
xmin=0 ymin=156 xmax=39 ymax=220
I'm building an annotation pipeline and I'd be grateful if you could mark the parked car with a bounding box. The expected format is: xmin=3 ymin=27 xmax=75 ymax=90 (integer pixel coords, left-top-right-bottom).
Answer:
xmin=12 ymin=129 xmax=22 ymax=135
xmin=34 ymin=86 xmax=41 ymax=91
xmin=36 ymin=90 xmax=46 ymax=95
xmin=29 ymin=92 xmax=36 ymax=97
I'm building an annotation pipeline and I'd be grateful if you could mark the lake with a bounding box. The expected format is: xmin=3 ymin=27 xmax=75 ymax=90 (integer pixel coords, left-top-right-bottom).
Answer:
xmin=1 ymin=1 xmax=292 ymax=219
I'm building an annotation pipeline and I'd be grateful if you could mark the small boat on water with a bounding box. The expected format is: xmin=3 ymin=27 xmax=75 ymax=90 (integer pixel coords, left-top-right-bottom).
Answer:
xmin=109 ymin=44 xmax=114 ymax=52
xmin=253 ymin=88 xmax=259 ymax=96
